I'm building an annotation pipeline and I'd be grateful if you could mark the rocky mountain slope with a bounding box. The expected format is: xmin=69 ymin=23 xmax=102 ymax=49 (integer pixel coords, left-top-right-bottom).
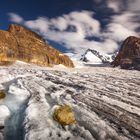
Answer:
xmin=0 ymin=24 xmax=74 ymax=67
xmin=0 ymin=62 xmax=140 ymax=140
xmin=80 ymin=49 xmax=117 ymax=64
xmin=112 ymin=36 xmax=140 ymax=70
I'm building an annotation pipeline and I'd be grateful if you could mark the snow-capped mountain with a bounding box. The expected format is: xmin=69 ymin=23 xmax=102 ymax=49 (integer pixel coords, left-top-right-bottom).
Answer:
xmin=80 ymin=49 xmax=118 ymax=64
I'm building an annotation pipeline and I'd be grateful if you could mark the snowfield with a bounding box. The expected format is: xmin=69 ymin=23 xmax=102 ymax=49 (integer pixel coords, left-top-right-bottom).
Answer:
xmin=0 ymin=61 xmax=140 ymax=140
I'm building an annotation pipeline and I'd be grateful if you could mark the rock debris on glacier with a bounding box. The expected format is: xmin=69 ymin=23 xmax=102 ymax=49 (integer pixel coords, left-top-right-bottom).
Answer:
xmin=0 ymin=62 xmax=140 ymax=140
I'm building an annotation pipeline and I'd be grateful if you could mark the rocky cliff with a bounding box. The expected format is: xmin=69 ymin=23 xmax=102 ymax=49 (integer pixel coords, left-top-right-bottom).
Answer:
xmin=112 ymin=36 xmax=140 ymax=70
xmin=0 ymin=24 xmax=74 ymax=67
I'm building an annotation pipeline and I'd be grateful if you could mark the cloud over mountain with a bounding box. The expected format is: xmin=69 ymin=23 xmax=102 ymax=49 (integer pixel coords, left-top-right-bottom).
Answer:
xmin=8 ymin=13 xmax=24 ymax=23
xmin=8 ymin=0 xmax=140 ymax=54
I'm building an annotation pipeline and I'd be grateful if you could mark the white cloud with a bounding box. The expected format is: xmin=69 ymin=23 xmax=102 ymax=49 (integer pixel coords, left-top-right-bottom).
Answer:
xmin=111 ymin=12 xmax=139 ymax=30
xmin=25 ymin=17 xmax=49 ymax=35
xmin=8 ymin=13 xmax=23 ymax=23
xmin=106 ymin=0 xmax=140 ymax=12
xmin=105 ymin=0 xmax=140 ymax=43
xmin=104 ymin=12 xmax=139 ymax=42
xmin=106 ymin=23 xmax=138 ymax=42
xmin=8 ymin=10 xmax=140 ymax=54
xmin=68 ymin=11 xmax=100 ymax=35
xmin=23 ymin=11 xmax=104 ymax=52
xmin=107 ymin=0 xmax=120 ymax=12
xmin=51 ymin=17 xmax=68 ymax=31
xmin=128 ymin=0 xmax=140 ymax=12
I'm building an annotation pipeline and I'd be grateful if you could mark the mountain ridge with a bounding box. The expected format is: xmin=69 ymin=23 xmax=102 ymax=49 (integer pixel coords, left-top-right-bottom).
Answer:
xmin=0 ymin=24 xmax=74 ymax=68
xmin=80 ymin=48 xmax=117 ymax=64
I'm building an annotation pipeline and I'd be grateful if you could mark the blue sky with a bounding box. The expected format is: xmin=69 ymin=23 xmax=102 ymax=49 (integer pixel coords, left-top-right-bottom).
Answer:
xmin=0 ymin=0 xmax=96 ymax=29
xmin=0 ymin=0 xmax=140 ymax=54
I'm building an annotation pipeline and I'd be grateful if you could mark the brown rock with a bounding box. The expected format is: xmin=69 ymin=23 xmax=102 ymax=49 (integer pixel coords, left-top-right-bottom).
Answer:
xmin=120 ymin=58 xmax=133 ymax=69
xmin=0 ymin=24 xmax=74 ymax=67
xmin=112 ymin=36 xmax=140 ymax=70
xmin=53 ymin=105 xmax=76 ymax=125
xmin=0 ymin=90 xmax=6 ymax=99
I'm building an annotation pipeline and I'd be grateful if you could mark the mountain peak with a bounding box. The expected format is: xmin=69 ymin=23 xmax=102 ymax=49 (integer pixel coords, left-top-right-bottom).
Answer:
xmin=112 ymin=36 xmax=140 ymax=70
xmin=8 ymin=24 xmax=45 ymax=42
xmin=0 ymin=24 xmax=74 ymax=67
xmin=80 ymin=49 xmax=116 ymax=64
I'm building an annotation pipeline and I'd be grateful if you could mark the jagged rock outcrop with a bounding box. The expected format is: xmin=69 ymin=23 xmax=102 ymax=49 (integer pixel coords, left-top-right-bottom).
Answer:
xmin=0 ymin=24 xmax=74 ymax=67
xmin=112 ymin=36 xmax=140 ymax=70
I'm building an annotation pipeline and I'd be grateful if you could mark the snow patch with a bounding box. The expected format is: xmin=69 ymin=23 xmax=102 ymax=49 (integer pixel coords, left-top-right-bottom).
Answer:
xmin=0 ymin=105 xmax=10 ymax=126
xmin=84 ymin=51 xmax=102 ymax=64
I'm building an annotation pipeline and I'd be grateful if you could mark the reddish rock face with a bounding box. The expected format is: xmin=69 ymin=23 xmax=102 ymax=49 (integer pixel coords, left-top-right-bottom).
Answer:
xmin=112 ymin=36 xmax=140 ymax=70
xmin=0 ymin=24 xmax=74 ymax=67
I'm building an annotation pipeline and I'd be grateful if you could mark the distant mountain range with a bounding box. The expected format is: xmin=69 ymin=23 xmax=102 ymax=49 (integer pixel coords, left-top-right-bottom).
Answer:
xmin=80 ymin=36 xmax=140 ymax=70
xmin=80 ymin=49 xmax=118 ymax=64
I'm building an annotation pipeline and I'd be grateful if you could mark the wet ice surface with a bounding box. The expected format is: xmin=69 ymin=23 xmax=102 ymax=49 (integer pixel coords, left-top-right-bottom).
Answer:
xmin=0 ymin=62 xmax=140 ymax=140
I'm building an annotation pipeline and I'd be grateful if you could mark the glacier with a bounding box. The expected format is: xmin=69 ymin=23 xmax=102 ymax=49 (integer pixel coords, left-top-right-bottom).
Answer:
xmin=0 ymin=61 xmax=140 ymax=140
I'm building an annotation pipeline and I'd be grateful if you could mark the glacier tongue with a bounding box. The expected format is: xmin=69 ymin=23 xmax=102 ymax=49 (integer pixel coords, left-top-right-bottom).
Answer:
xmin=0 ymin=64 xmax=140 ymax=140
